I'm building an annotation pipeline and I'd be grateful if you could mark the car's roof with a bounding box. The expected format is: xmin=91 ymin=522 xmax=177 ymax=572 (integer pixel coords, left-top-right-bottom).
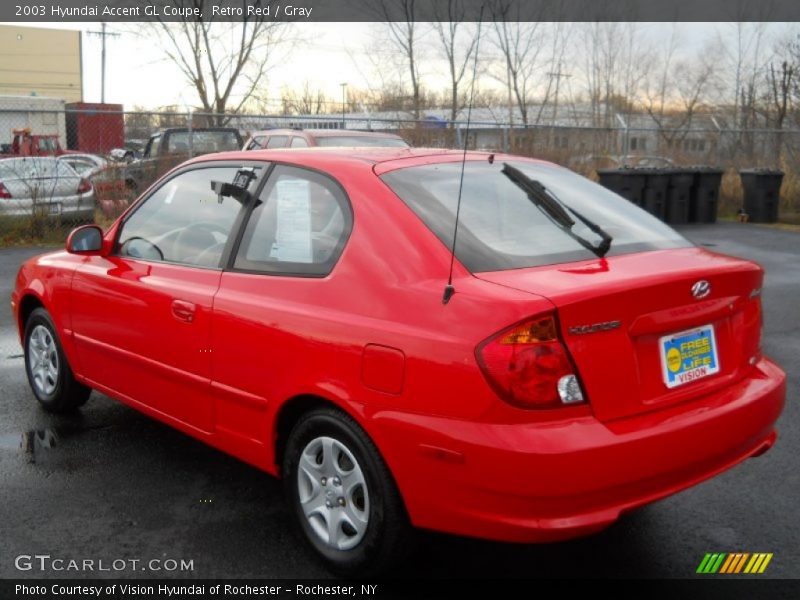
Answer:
xmin=58 ymin=153 xmax=104 ymax=161
xmin=249 ymin=128 xmax=404 ymax=139
xmin=185 ymin=147 xmax=553 ymax=174
xmin=157 ymin=127 xmax=240 ymax=134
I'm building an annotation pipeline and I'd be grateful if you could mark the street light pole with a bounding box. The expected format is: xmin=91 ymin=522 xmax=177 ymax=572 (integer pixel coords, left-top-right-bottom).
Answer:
xmin=340 ymin=82 xmax=347 ymax=129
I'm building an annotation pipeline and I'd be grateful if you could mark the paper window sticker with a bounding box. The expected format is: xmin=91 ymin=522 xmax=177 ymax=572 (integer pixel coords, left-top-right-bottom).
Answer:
xmin=274 ymin=178 xmax=313 ymax=263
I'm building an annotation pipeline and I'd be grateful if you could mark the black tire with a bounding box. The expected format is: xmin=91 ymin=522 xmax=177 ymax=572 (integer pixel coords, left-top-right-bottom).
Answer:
xmin=23 ymin=307 xmax=91 ymax=413
xmin=282 ymin=407 xmax=413 ymax=577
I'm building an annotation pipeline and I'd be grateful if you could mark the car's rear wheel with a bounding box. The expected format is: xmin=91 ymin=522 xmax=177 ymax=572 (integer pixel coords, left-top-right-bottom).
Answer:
xmin=282 ymin=407 xmax=412 ymax=576
xmin=24 ymin=307 xmax=91 ymax=413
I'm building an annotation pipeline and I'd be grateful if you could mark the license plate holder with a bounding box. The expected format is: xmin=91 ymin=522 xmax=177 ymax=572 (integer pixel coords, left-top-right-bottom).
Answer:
xmin=659 ymin=324 xmax=720 ymax=389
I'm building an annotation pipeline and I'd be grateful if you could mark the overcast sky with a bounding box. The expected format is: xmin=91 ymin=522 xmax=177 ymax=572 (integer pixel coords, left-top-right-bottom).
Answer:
xmin=10 ymin=21 xmax=792 ymax=110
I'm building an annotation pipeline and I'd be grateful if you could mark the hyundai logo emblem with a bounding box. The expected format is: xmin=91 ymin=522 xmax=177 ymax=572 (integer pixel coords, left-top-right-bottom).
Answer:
xmin=692 ymin=280 xmax=711 ymax=299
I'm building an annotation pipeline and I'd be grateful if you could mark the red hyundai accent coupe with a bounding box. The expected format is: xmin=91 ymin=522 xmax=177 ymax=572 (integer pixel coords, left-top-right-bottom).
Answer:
xmin=12 ymin=148 xmax=785 ymax=575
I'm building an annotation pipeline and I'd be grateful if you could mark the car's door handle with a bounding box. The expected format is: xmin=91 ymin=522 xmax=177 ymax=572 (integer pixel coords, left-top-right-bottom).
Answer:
xmin=171 ymin=299 xmax=196 ymax=323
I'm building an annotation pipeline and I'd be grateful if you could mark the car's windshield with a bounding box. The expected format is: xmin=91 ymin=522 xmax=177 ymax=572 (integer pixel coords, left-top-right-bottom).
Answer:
xmin=166 ymin=131 xmax=241 ymax=154
xmin=381 ymin=160 xmax=691 ymax=272
xmin=316 ymin=136 xmax=408 ymax=148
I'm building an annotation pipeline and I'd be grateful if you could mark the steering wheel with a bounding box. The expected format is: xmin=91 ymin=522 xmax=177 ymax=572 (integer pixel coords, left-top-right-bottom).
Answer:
xmin=120 ymin=236 xmax=164 ymax=261
xmin=193 ymin=241 xmax=229 ymax=268
xmin=174 ymin=221 xmax=229 ymax=265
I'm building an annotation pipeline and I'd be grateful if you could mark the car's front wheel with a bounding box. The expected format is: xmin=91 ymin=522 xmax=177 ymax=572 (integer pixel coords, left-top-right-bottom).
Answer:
xmin=24 ymin=307 xmax=91 ymax=413
xmin=282 ymin=407 xmax=412 ymax=576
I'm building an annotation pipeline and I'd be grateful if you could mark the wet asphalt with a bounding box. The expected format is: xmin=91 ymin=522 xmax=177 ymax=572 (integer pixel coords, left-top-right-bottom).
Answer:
xmin=0 ymin=222 xmax=797 ymax=580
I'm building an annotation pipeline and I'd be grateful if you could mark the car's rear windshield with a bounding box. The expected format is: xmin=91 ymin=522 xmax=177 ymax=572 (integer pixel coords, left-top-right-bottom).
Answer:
xmin=380 ymin=160 xmax=691 ymax=272
xmin=316 ymin=136 xmax=408 ymax=148
xmin=0 ymin=158 xmax=76 ymax=180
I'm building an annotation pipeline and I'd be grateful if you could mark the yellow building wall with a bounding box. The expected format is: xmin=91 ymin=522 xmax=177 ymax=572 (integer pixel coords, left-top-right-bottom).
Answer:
xmin=0 ymin=25 xmax=82 ymax=102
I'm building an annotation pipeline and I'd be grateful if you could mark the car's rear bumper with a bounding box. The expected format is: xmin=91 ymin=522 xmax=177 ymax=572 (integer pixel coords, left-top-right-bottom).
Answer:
xmin=0 ymin=194 xmax=95 ymax=220
xmin=376 ymin=357 xmax=785 ymax=543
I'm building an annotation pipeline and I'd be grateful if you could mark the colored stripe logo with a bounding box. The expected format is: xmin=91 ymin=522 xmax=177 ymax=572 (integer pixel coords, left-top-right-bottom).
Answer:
xmin=697 ymin=553 xmax=773 ymax=574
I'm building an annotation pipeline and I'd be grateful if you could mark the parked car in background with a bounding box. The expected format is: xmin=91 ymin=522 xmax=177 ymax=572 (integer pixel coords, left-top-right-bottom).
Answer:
xmin=11 ymin=148 xmax=784 ymax=576
xmin=88 ymin=163 xmax=130 ymax=219
xmin=109 ymin=139 xmax=146 ymax=163
xmin=0 ymin=128 xmax=74 ymax=158
xmin=57 ymin=153 xmax=108 ymax=179
xmin=242 ymin=128 xmax=409 ymax=150
xmin=570 ymin=154 xmax=675 ymax=171
xmin=124 ymin=128 xmax=243 ymax=192
xmin=0 ymin=156 xmax=94 ymax=221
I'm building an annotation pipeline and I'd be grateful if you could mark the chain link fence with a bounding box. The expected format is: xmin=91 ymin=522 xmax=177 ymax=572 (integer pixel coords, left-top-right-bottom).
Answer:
xmin=1 ymin=106 xmax=799 ymax=245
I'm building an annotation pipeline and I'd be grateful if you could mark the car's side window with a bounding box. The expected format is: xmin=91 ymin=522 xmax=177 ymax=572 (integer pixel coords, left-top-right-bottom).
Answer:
xmin=247 ymin=136 xmax=265 ymax=150
xmin=116 ymin=167 xmax=251 ymax=269
xmin=266 ymin=136 xmax=288 ymax=149
xmin=290 ymin=136 xmax=309 ymax=148
xmin=146 ymin=134 xmax=161 ymax=157
xmin=234 ymin=165 xmax=351 ymax=276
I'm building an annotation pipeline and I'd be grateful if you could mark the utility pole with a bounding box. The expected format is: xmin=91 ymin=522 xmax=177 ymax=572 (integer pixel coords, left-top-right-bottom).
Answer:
xmin=546 ymin=68 xmax=571 ymax=124
xmin=340 ymin=82 xmax=347 ymax=129
xmin=87 ymin=23 xmax=120 ymax=104
xmin=546 ymin=67 xmax=571 ymax=150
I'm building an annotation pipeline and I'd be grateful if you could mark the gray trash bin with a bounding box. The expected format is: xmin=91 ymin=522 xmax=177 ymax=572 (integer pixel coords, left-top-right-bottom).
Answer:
xmin=636 ymin=168 xmax=669 ymax=221
xmin=597 ymin=168 xmax=647 ymax=207
xmin=689 ymin=167 xmax=724 ymax=223
xmin=739 ymin=169 xmax=784 ymax=223
xmin=665 ymin=169 xmax=694 ymax=224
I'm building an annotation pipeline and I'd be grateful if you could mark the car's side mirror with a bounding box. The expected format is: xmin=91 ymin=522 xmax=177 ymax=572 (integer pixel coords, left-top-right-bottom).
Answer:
xmin=66 ymin=225 xmax=103 ymax=255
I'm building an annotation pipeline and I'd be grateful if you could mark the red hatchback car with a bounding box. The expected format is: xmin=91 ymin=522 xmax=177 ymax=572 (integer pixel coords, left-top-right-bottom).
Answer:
xmin=12 ymin=148 xmax=785 ymax=575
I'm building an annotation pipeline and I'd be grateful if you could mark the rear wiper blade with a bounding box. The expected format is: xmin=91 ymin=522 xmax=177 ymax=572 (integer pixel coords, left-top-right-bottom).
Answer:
xmin=501 ymin=162 xmax=613 ymax=258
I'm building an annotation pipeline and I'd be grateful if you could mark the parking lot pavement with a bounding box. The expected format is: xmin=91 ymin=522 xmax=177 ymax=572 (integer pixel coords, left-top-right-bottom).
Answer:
xmin=0 ymin=222 xmax=797 ymax=579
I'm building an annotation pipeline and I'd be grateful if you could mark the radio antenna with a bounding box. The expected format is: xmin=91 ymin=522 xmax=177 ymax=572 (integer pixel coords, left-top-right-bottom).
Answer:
xmin=443 ymin=5 xmax=485 ymax=305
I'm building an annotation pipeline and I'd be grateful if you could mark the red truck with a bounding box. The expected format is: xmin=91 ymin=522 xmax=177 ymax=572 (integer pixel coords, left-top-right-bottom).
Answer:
xmin=0 ymin=128 xmax=75 ymax=158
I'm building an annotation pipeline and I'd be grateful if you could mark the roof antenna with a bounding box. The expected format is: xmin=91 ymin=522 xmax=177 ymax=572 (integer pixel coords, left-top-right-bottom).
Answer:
xmin=443 ymin=4 xmax=485 ymax=305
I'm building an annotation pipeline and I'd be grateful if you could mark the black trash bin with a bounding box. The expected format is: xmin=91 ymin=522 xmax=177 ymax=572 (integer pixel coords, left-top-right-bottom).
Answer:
xmin=665 ymin=169 xmax=694 ymax=224
xmin=638 ymin=168 xmax=669 ymax=221
xmin=739 ymin=169 xmax=784 ymax=223
xmin=689 ymin=167 xmax=724 ymax=223
xmin=597 ymin=168 xmax=647 ymax=207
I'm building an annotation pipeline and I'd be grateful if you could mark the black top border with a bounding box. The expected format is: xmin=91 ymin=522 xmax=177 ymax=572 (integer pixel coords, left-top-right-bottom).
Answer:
xmin=3 ymin=0 xmax=800 ymax=23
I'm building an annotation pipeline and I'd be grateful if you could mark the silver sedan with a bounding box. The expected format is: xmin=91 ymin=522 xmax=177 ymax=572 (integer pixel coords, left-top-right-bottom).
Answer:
xmin=0 ymin=157 xmax=95 ymax=221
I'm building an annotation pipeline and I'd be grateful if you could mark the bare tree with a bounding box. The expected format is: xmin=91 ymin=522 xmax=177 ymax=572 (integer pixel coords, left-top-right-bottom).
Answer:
xmin=280 ymin=82 xmax=330 ymax=115
xmin=766 ymin=61 xmax=795 ymax=128
xmin=580 ymin=22 xmax=651 ymax=129
xmin=143 ymin=0 xmax=288 ymax=124
xmin=762 ymin=33 xmax=798 ymax=163
xmin=534 ymin=22 xmax=572 ymax=126
xmin=432 ymin=1 xmax=480 ymax=123
xmin=489 ymin=1 xmax=545 ymax=127
xmin=642 ymin=37 xmax=721 ymax=152
xmin=641 ymin=24 xmax=681 ymax=123
xmin=370 ymin=0 xmax=425 ymax=119
xmin=714 ymin=22 xmax=771 ymax=161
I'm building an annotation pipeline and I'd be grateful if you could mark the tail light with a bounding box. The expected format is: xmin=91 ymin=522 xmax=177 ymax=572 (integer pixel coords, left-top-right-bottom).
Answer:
xmin=0 ymin=182 xmax=11 ymax=199
xmin=476 ymin=314 xmax=585 ymax=409
xmin=77 ymin=178 xmax=92 ymax=194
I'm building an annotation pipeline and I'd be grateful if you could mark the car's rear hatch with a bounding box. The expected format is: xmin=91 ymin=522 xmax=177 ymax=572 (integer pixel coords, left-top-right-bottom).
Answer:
xmin=476 ymin=247 xmax=764 ymax=422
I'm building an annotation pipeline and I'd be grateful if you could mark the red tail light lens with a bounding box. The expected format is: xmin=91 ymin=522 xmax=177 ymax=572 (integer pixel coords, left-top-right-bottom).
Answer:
xmin=476 ymin=314 xmax=585 ymax=409
xmin=0 ymin=182 xmax=11 ymax=199
xmin=77 ymin=178 xmax=92 ymax=194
